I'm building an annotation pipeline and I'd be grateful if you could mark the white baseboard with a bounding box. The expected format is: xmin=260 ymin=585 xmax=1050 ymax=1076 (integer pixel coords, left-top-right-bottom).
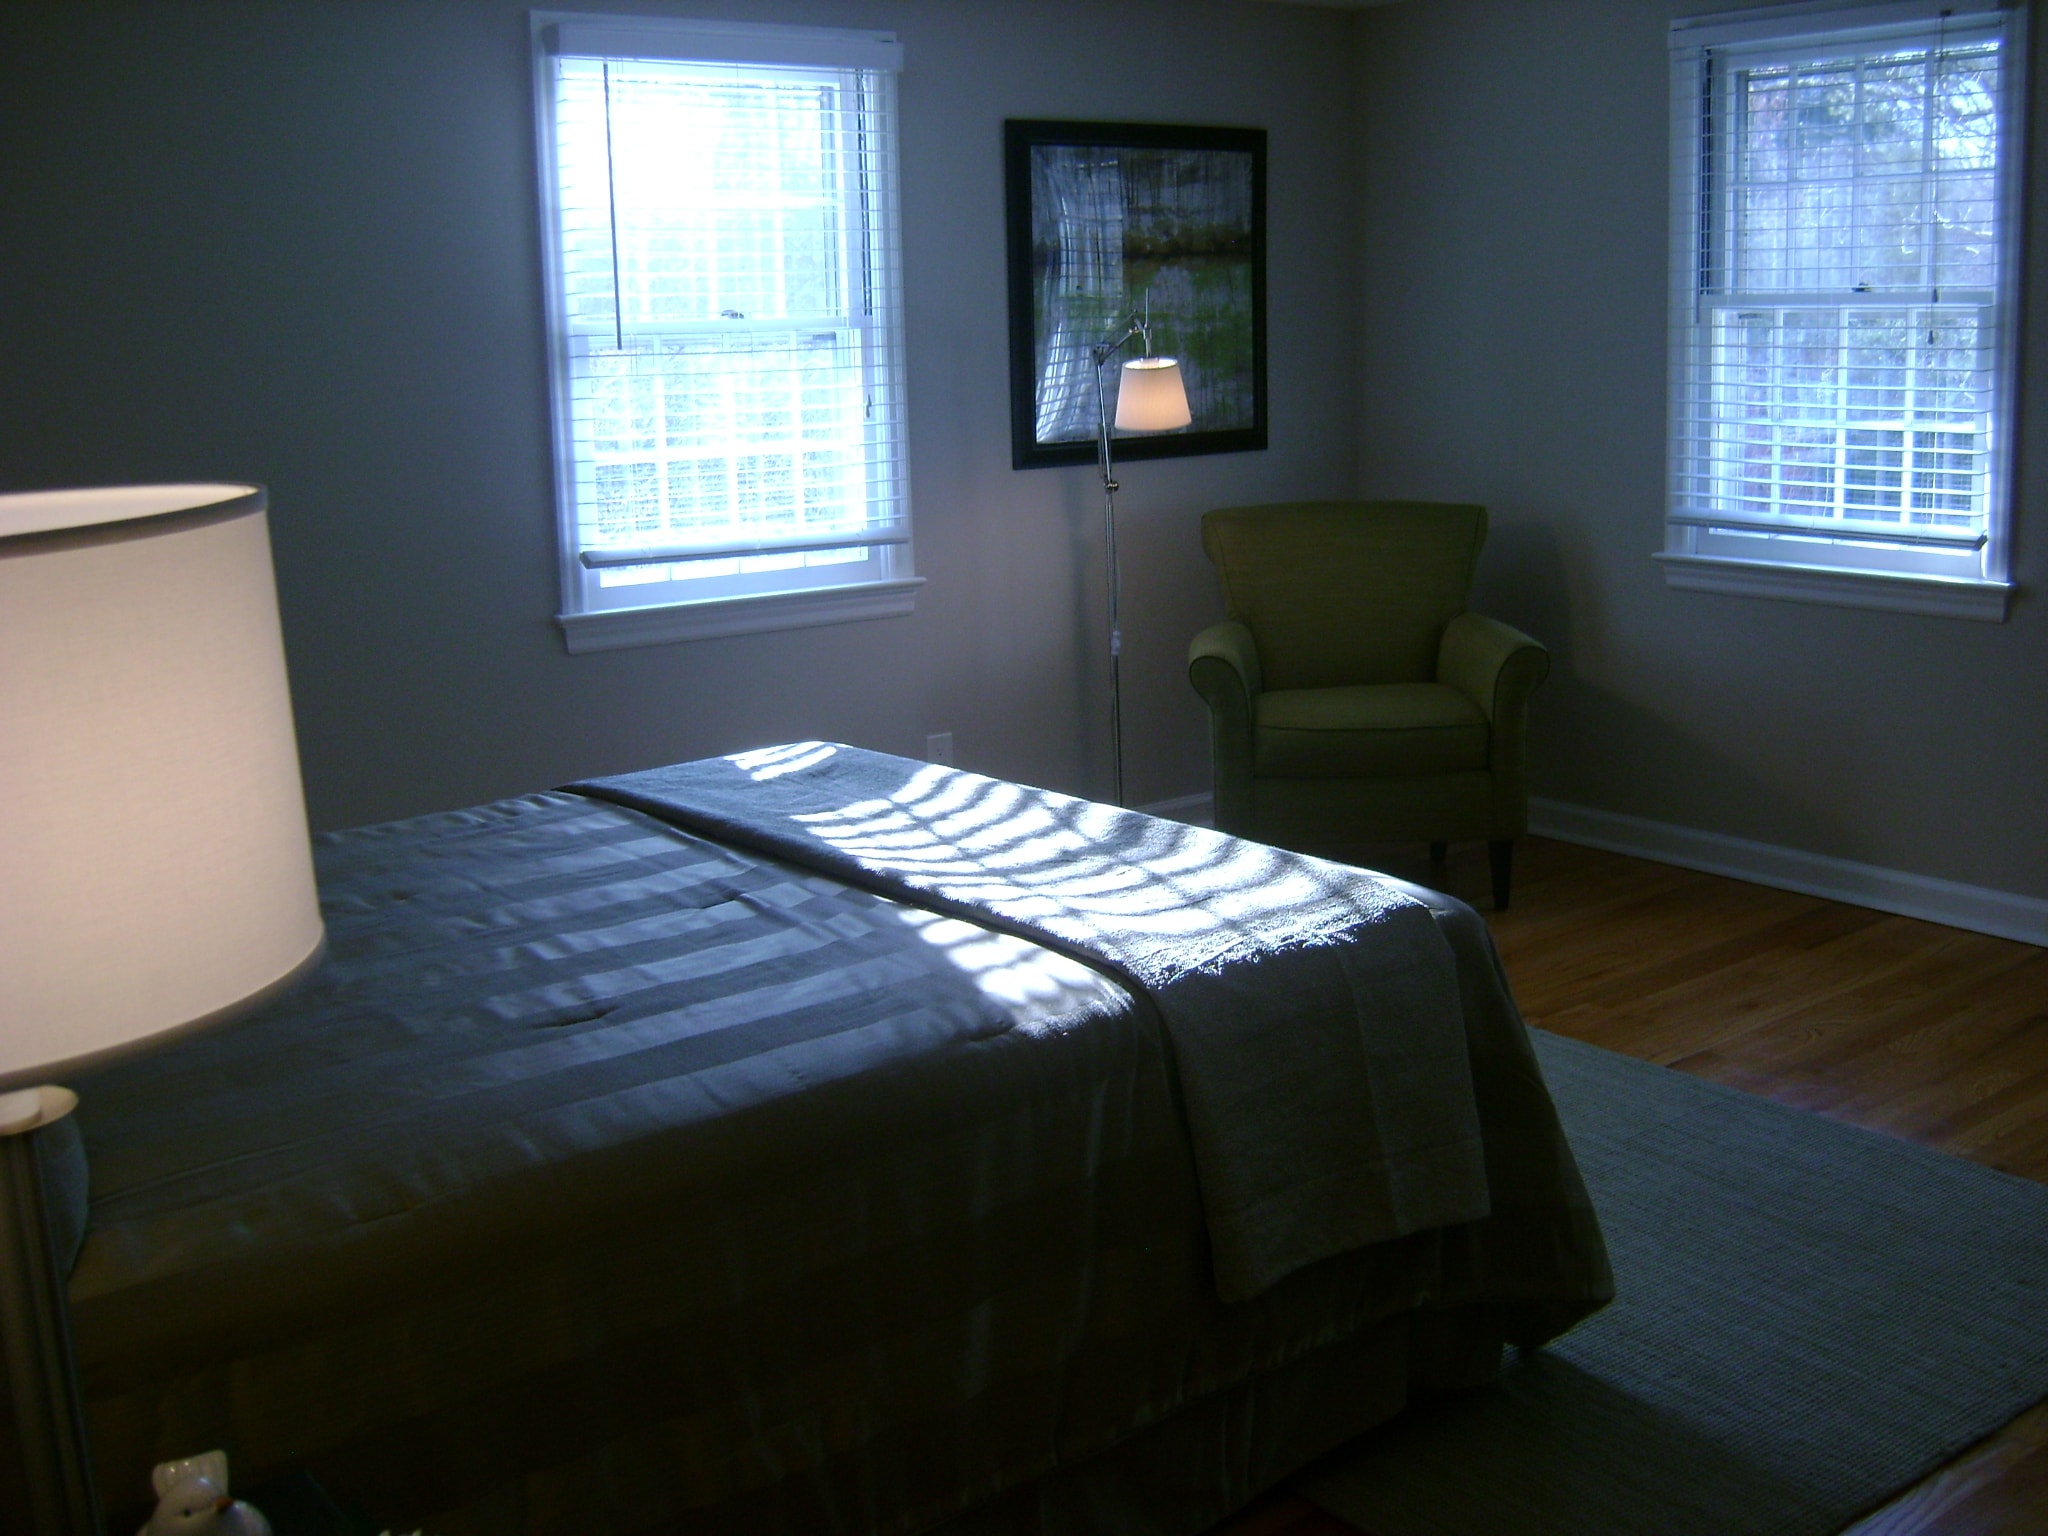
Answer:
xmin=1531 ymin=797 xmax=2048 ymax=948
xmin=1133 ymin=789 xmax=2046 ymax=946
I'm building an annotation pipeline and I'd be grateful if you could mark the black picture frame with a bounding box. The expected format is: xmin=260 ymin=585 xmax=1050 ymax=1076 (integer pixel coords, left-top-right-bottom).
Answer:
xmin=1004 ymin=119 xmax=1267 ymax=471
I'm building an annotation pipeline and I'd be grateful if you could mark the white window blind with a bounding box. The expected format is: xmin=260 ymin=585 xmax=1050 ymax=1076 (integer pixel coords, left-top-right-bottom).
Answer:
xmin=534 ymin=17 xmax=914 ymax=646
xmin=1663 ymin=1 xmax=2023 ymax=617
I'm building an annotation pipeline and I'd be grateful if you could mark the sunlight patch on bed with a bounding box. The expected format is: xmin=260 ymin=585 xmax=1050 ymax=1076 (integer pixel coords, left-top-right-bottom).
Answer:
xmin=731 ymin=741 xmax=839 ymax=780
xmin=891 ymin=906 xmax=1110 ymax=1031
xmin=719 ymin=748 xmax=1408 ymax=972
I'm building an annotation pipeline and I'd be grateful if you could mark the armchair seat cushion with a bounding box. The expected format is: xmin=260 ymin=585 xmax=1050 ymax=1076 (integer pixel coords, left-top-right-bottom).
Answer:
xmin=1255 ymin=682 xmax=1489 ymax=780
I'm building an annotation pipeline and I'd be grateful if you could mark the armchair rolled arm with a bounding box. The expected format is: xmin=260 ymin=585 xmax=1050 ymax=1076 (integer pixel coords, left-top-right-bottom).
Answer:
xmin=1188 ymin=620 xmax=1262 ymax=834
xmin=1189 ymin=619 xmax=1262 ymax=700
xmin=1438 ymin=611 xmax=1548 ymax=725
xmin=1438 ymin=612 xmax=1549 ymax=834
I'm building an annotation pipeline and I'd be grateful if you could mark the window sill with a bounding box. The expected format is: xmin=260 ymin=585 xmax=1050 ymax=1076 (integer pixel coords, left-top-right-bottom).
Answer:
xmin=558 ymin=576 xmax=925 ymax=653
xmin=1655 ymin=553 xmax=2011 ymax=622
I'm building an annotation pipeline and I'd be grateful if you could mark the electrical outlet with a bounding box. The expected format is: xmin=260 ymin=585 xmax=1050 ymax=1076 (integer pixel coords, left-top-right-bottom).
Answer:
xmin=924 ymin=731 xmax=954 ymax=766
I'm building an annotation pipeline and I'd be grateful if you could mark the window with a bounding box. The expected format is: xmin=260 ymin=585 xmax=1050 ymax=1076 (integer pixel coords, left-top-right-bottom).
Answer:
xmin=532 ymin=16 xmax=917 ymax=652
xmin=1663 ymin=0 xmax=2025 ymax=620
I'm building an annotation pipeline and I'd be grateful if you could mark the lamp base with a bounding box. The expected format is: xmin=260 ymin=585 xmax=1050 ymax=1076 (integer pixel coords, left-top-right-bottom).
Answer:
xmin=1 ymin=1085 xmax=103 ymax=1536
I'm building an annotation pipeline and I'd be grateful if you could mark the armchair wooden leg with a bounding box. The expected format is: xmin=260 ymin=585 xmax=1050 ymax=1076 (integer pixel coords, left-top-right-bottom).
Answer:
xmin=1428 ymin=841 xmax=1448 ymax=864
xmin=1489 ymin=839 xmax=1513 ymax=910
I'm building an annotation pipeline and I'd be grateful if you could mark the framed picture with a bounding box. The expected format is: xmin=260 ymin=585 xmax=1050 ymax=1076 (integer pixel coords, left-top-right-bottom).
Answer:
xmin=1004 ymin=119 xmax=1267 ymax=471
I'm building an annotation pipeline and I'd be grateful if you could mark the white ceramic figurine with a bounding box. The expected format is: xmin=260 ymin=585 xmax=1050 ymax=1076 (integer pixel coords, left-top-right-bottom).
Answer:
xmin=140 ymin=1451 xmax=272 ymax=1536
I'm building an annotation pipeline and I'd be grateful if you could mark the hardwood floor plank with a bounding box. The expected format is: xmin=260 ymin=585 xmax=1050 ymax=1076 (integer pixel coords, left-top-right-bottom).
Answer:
xmin=1840 ymin=1402 xmax=2048 ymax=1536
xmin=1798 ymin=959 xmax=2048 ymax=1106
xmin=1205 ymin=838 xmax=2048 ymax=1536
xmin=1697 ymin=937 xmax=2042 ymax=1082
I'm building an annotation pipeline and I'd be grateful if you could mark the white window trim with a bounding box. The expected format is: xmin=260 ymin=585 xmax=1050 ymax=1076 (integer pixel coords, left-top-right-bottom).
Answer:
xmin=1661 ymin=0 xmax=2026 ymax=621
xmin=530 ymin=13 xmax=920 ymax=652
xmin=559 ymin=576 xmax=924 ymax=654
xmin=1654 ymin=550 xmax=2011 ymax=619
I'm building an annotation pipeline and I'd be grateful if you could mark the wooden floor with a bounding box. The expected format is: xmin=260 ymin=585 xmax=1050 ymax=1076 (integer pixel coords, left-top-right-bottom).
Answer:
xmin=1210 ymin=835 xmax=2048 ymax=1536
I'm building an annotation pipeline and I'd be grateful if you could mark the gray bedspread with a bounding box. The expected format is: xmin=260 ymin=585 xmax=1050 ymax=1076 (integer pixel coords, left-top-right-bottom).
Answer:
xmin=65 ymin=785 xmax=1609 ymax=1534
xmin=574 ymin=744 xmax=1488 ymax=1301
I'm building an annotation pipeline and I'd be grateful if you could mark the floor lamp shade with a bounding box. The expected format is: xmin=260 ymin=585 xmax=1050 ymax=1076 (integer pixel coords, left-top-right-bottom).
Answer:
xmin=0 ymin=484 xmax=325 ymax=1088
xmin=1114 ymin=357 xmax=1192 ymax=433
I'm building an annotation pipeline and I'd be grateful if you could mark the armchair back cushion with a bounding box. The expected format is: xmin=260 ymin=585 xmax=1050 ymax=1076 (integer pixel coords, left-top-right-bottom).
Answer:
xmin=1201 ymin=502 xmax=1487 ymax=691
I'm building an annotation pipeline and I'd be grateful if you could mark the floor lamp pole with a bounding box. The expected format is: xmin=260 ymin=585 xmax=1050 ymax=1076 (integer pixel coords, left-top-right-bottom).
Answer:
xmin=1093 ymin=347 xmax=1126 ymax=808
xmin=1087 ymin=307 xmax=1188 ymax=810
xmin=0 ymin=1089 xmax=102 ymax=1536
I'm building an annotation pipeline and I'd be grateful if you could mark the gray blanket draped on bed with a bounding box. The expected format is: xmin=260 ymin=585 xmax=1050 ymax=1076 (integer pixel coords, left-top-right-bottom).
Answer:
xmin=573 ymin=742 xmax=1490 ymax=1301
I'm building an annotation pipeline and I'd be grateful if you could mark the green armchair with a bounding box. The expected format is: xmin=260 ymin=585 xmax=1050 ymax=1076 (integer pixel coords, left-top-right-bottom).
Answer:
xmin=1188 ymin=500 xmax=1548 ymax=908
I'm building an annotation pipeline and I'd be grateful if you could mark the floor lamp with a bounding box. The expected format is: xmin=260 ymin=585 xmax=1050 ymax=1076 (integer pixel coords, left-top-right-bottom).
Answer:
xmin=1090 ymin=316 xmax=1191 ymax=806
xmin=0 ymin=484 xmax=326 ymax=1535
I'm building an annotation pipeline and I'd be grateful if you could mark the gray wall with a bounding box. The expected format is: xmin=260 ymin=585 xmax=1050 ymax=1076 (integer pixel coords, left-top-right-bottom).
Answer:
xmin=0 ymin=0 xmax=1359 ymax=829
xmin=1354 ymin=0 xmax=2048 ymax=898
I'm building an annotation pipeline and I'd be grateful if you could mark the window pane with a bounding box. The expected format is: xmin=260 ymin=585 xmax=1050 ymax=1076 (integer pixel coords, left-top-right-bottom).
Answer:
xmin=1707 ymin=304 xmax=1989 ymax=528
xmin=1731 ymin=41 xmax=2001 ymax=296
xmin=545 ymin=41 xmax=909 ymax=618
xmin=560 ymin=63 xmax=847 ymax=327
xmin=572 ymin=331 xmax=880 ymax=547
xmin=1682 ymin=24 xmax=2005 ymax=555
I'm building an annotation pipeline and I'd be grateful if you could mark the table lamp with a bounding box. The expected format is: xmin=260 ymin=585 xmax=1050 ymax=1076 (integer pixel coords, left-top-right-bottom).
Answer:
xmin=1091 ymin=319 xmax=1191 ymax=806
xmin=0 ymin=484 xmax=326 ymax=1535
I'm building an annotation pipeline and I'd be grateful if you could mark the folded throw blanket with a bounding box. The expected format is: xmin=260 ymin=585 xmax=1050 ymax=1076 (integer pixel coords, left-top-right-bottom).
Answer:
xmin=573 ymin=743 xmax=1488 ymax=1300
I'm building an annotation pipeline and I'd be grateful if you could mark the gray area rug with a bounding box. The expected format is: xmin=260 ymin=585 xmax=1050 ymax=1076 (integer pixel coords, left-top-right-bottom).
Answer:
xmin=1301 ymin=1030 xmax=2048 ymax=1536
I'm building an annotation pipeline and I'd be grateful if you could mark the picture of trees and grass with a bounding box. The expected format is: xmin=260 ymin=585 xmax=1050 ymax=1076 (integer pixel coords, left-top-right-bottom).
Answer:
xmin=1005 ymin=122 xmax=1265 ymax=468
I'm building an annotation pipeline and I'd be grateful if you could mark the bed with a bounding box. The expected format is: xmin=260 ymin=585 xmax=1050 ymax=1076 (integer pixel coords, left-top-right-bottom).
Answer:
xmin=45 ymin=745 xmax=1610 ymax=1533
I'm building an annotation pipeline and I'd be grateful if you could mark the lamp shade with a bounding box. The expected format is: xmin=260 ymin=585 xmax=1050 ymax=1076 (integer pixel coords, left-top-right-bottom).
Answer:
xmin=1114 ymin=357 xmax=1193 ymax=432
xmin=0 ymin=485 xmax=324 ymax=1089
